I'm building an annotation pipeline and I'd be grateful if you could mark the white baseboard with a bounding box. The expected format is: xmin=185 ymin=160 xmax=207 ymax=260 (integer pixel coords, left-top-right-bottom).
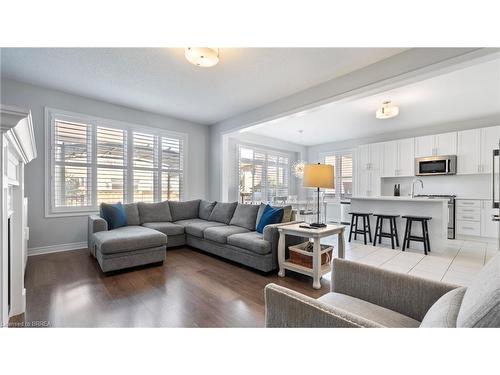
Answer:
xmin=28 ymin=241 xmax=87 ymax=256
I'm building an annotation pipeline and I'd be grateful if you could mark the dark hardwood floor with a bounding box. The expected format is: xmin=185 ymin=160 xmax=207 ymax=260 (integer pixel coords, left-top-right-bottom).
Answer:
xmin=13 ymin=247 xmax=328 ymax=327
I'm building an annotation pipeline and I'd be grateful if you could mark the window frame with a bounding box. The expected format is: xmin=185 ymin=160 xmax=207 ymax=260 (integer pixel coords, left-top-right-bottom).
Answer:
xmin=320 ymin=149 xmax=354 ymax=199
xmin=237 ymin=143 xmax=291 ymax=204
xmin=44 ymin=107 xmax=188 ymax=217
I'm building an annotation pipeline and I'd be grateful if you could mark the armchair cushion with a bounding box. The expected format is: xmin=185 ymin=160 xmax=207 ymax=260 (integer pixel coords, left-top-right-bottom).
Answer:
xmin=318 ymin=292 xmax=419 ymax=328
xmin=420 ymin=287 xmax=466 ymax=328
xmin=457 ymin=255 xmax=500 ymax=327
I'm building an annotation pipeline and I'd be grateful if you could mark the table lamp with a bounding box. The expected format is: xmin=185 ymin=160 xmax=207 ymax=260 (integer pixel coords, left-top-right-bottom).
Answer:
xmin=303 ymin=163 xmax=334 ymax=227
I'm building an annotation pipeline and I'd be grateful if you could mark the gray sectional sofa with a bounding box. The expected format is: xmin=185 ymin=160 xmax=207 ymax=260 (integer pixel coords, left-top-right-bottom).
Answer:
xmin=88 ymin=199 xmax=302 ymax=273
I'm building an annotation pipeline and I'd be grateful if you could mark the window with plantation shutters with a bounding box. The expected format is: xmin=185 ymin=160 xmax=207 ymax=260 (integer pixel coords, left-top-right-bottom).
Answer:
xmin=238 ymin=145 xmax=290 ymax=204
xmin=323 ymin=150 xmax=353 ymax=199
xmin=46 ymin=108 xmax=186 ymax=216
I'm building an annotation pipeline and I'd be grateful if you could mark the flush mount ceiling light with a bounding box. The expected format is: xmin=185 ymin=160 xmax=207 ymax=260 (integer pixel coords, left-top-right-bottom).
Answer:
xmin=185 ymin=47 xmax=219 ymax=67
xmin=376 ymin=101 xmax=399 ymax=119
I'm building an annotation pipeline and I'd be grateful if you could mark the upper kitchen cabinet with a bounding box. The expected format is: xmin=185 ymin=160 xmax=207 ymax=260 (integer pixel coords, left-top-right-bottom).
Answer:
xmin=457 ymin=125 xmax=500 ymax=174
xmin=381 ymin=138 xmax=415 ymax=177
xmin=415 ymin=132 xmax=457 ymax=157
xmin=357 ymin=142 xmax=382 ymax=172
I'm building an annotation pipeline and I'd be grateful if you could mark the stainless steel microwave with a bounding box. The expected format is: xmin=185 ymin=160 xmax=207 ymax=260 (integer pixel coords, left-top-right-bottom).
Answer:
xmin=415 ymin=155 xmax=457 ymax=176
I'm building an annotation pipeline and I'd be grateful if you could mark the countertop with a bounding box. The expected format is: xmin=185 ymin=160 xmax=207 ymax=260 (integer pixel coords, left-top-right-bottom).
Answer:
xmin=351 ymin=196 xmax=449 ymax=203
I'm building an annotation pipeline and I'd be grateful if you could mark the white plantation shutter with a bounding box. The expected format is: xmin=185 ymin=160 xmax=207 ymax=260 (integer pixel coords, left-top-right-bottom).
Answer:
xmin=53 ymin=120 xmax=92 ymax=208
xmin=323 ymin=151 xmax=353 ymax=199
xmin=238 ymin=145 xmax=290 ymax=204
xmin=97 ymin=126 xmax=126 ymax=204
xmin=48 ymin=109 xmax=186 ymax=215
xmin=161 ymin=136 xmax=183 ymax=201
xmin=133 ymin=132 xmax=157 ymax=203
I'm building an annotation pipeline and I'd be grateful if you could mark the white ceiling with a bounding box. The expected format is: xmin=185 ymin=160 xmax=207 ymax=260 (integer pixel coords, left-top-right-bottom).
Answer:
xmin=0 ymin=48 xmax=406 ymax=125
xmin=246 ymin=58 xmax=500 ymax=146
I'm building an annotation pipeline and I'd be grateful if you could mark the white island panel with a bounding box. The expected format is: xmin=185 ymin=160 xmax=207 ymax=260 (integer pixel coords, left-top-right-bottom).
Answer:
xmin=350 ymin=196 xmax=449 ymax=249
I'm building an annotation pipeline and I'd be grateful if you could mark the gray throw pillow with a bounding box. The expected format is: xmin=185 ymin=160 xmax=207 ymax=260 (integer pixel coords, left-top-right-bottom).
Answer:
xmin=420 ymin=287 xmax=466 ymax=328
xmin=123 ymin=203 xmax=140 ymax=226
xmin=229 ymin=204 xmax=260 ymax=230
xmin=199 ymin=200 xmax=217 ymax=220
xmin=255 ymin=203 xmax=267 ymax=228
xmin=169 ymin=199 xmax=201 ymax=221
xmin=137 ymin=201 xmax=172 ymax=223
xmin=208 ymin=202 xmax=238 ymax=224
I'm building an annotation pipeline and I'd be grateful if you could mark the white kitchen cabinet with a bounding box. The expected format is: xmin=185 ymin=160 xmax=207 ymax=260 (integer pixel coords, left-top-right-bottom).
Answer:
xmin=457 ymin=126 xmax=500 ymax=174
xmin=457 ymin=129 xmax=481 ymax=174
xmin=415 ymin=132 xmax=457 ymax=157
xmin=481 ymin=200 xmax=498 ymax=238
xmin=356 ymin=143 xmax=382 ymax=196
xmin=415 ymin=135 xmax=434 ymax=158
xmin=382 ymin=138 xmax=415 ymax=177
xmin=456 ymin=199 xmax=498 ymax=238
xmin=480 ymin=126 xmax=500 ymax=174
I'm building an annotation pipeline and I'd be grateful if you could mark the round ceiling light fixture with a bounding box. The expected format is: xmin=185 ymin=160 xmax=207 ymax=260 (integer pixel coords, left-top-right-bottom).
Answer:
xmin=185 ymin=47 xmax=219 ymax=67
xmin=376 ymin=101 xmax=399 ymax=119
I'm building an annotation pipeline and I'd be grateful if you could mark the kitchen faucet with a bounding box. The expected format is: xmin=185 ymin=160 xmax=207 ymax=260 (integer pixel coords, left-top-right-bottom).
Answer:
xmin=410 ymin=178 xmax=424 ymax=198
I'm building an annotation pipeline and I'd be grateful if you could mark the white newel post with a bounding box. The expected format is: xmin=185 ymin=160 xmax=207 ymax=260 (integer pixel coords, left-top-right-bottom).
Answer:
xmin=0 ymin=105 xmax=37 ymax=327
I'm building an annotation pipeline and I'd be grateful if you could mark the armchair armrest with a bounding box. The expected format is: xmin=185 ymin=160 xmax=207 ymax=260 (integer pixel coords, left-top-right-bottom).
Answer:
xmin=331 ymin=258 xmax=460 ymax=322
xmin=88 ymin=215 xmax=108 ymax=257
xmin=264 ymin=283 xmax=382 ymax=328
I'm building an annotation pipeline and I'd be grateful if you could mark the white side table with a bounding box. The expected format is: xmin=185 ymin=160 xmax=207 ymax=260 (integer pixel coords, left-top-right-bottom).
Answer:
xmin=278 ymin=223 xmax=346 ymax=289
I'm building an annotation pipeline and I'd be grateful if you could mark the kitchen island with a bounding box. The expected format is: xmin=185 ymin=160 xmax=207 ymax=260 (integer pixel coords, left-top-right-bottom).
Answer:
xmin=350 ymin=196 xmax=449 ymax=249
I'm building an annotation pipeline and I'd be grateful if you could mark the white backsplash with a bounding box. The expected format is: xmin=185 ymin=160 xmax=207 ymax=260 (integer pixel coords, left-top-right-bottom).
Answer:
xmin=381 ymin=174 xmax=492 ymax=199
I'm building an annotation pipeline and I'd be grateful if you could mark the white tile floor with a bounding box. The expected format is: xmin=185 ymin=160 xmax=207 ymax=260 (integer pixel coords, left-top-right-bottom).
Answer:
xmin=322 ymin=229 xmax=499 ymax=286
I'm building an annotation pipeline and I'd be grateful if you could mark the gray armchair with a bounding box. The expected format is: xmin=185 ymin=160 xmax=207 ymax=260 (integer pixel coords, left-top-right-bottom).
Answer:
xmin=265 ymin=254 xmax=500 ymax=328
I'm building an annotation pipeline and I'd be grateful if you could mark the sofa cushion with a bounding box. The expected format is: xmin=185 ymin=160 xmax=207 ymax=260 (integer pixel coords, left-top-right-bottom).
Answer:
xmin=199 ymin=200 xmax=217 ymax=220
xmin=420 ymin=287 xmax=466 ymax=328
xmin=256 ymin=204 xmax=284 ymax=233
xmin=229 ymin=203 xmax=260 ymax=230
xmin=93 ymin=226 xmax=166 ymax=255
xmin=100 ymin=202 xmax=127 ymax=230
xmin=168 ymin=199 xmax=201 ymax=221
xmin=318 ymin=292 xmax=420 ymax=328
xmin=176 ymin=219 xmax=226 ymax=238
xmin=227 ymin=231 xmax=271 ymax=255
xmin=457 ymin=254 xmax=500 ymax=327
xmin=203 ymin=225 xmax=250 ymax=244
xmin=142 ymin=222 xmax=185 ymax=236
xmin=137 ymin=201 xmax=172 ymax=223
xmin=124 ymin=203 xmax=140 ymax=226
xmin=208 ymin=202 xmax=238 ymax=224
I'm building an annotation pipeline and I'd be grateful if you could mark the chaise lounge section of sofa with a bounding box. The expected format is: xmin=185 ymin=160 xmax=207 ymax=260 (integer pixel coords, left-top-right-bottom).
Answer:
xmin=88 ymin=199 xmax=303 ymax=273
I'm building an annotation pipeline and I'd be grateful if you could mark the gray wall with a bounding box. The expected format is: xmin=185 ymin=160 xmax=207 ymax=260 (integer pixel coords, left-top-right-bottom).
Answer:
xmin=0 ymin=78 xmax=210 ymax=250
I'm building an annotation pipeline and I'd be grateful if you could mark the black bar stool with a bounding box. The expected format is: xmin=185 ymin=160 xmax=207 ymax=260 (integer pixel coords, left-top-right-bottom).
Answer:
xmin=373 ymin=214 xmax=400 ymax=249
xmin=348 ymin=212 xmax=373 ymax=245
xmin=402 ymin=215 xmax=432 ymax=255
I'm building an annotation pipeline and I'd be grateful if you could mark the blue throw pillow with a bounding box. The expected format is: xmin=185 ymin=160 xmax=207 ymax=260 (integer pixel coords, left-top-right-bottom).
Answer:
xmin=256 ymin=204 xmax=284 ymax=233
xmin=100 ymin=202 xmax=128 ymax=230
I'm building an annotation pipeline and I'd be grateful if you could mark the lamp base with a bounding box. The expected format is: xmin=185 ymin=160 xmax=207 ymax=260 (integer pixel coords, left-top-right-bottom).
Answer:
xmin=309 ymin=222 xmax=327 ymax=228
